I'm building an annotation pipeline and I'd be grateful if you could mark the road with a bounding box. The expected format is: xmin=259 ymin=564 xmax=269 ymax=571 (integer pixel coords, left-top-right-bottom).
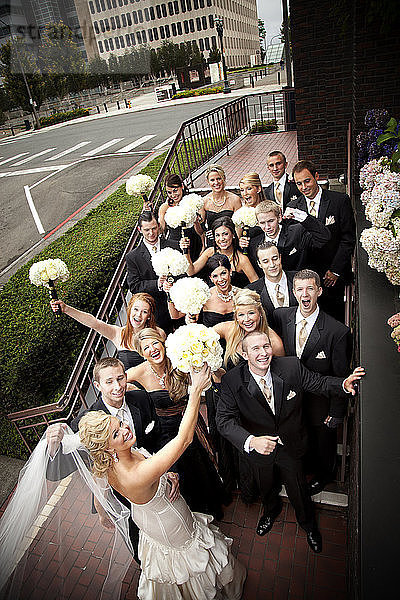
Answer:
xmin=0 ymin=98 xmax=228 ymax=277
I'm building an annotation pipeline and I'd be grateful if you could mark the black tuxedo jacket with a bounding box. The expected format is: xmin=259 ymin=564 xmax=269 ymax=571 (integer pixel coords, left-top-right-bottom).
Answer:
xmin=264 ymin=175 xmax=303 ymax=211
xmin=246 ymin=271 xmax=297 ymax=325
xmin=272 ymin=307 xmax=351 ymax=424
xmin=125 ymin=237 xmax=179 ymax=331
xmin=288 ymin=189 xmax=356 ymax=282
xmin=248 ymin=215 xmax=331 ymax=276
xmin=216 ymin=357 xmax=347 ymax=465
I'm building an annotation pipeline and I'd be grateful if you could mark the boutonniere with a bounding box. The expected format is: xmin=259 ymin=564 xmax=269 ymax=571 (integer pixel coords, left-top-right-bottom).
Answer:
xmin=290 ymin=195 xmax=298 ymax=201
xmin=315 ymin=351 xmax=326 ymax=359
xmin=325 ymin=215 xmax=335 ymax=226
xmin=289 ymin=247 xmax=297 ymax=255
xmin=287 ymin=390 xmax=296 ymax=400
xmin=145 ymin=421 xmax=155 ymax=434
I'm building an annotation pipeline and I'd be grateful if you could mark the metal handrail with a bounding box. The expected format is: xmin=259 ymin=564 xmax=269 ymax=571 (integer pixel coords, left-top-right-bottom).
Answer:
xmin=7 ymin=90 xmax=296 ymax=452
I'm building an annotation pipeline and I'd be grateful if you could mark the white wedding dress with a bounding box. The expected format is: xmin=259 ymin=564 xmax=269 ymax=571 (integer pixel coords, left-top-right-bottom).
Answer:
xmin=131 ymin=470 xmax=246 ymax=600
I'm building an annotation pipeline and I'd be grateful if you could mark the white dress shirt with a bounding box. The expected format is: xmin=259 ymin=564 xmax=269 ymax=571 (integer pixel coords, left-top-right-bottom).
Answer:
xmin=264 ymin=271 xmax=289 ymax=308
xmin=305 ymin=186 xmax=323 ymax=217
xmin=265 ymin=224 xmax=282 ymax=244
xmin=143 ymin=238 xmax=161 ymax=255
xmin=295 ymin=306 xmax=320 ymax=358
xmin=244 ymin=368 xmax=283 ymax=451
xmin=105 ymin=398 xmax=137 ymax=446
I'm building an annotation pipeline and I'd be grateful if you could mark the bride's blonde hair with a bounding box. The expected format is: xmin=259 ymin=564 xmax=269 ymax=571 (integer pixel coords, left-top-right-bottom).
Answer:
xmin=79 ymin=411 xmax=113 ymax=478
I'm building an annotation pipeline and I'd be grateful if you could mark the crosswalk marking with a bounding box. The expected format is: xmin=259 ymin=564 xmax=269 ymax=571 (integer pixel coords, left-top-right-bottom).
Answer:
xmin=82 ymin=138 xmax=124 ymax=157
xmin=45 ymin=142 xmax=91 ymax=161
xmin=117 ymin=135 xmax=156 ymax=153
xmin=153 ymin=134 xmax=176 ymax=150
xmin=13 ymin=148 xmax=56 ymax=166
xmin=0 ymin=152 xmax=28 ymax=166
xmin=0 ymin=165 xmax=67 ymax=178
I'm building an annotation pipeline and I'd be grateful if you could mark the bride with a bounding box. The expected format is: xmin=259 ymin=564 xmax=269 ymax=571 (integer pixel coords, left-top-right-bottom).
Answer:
xmin=0 ymin=365 xmax=246 ymax=600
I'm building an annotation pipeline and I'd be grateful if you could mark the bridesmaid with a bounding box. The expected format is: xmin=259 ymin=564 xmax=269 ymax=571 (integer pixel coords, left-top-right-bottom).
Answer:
xmin=238 ymin=172 xmax=265 ymax=255
xmin=158 ymin=173 xmax=203 ymax=261
xmin=50 ymin=293 xmax=164 ymax=370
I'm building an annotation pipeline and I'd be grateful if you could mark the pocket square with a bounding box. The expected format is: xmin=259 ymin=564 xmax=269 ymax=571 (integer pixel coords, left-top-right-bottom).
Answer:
xmin=290 ymin=195 xmax=298 ymax=201
xmin=325 ymin=215 xmax=335 ymax=226
xmin=289 ymin=247 xmax=297 ymax=255
xmin=145 ymin=421 xmax=155 ymax=434
xmin=287 ymin=390 xmax=296 ymax=400
xmin=315 ymin=351 xmax=326 ymax=359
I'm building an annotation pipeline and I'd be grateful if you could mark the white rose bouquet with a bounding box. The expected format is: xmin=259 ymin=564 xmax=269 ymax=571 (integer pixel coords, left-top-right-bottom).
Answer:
xmin=165 ymin=323 xmax=223 ymax=373
xmin=180 ymin=193 xmax=204 ymax=213
xmin=151 ymin=247 xmax=189 ymax=277
xmin=169 ymin=277 xmax=211 ymax=316
xmin=232 ymin=206 xmax=257 ymax=255
xmin=164 ymin=203 xmax=197 ymax=229
xmin=126 ymin=174 xmax=155 ymax=210
xmin=29 ymin=258 xmax=70 ymax=316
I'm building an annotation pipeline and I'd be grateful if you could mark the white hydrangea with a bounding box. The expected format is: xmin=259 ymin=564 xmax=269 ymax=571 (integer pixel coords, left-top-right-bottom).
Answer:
xmin=169 ymin=277 xmax=211 ymax=315
xmin=165 ymin=202 xmax=197 ymax=229
xmin=29 ymin=258 xmax=70 ymax=288
xmin=165 ymin=324 xmax=223 ymax=373
xmin=359 ymin=158 xmax=389 ymax=190
xmin=232 ymin=206 xmax=257 ymax=228
xmin=151 ymin=247 xmax=189 ymax=277
xmin=181 ymin=193 xmax=204 ymax=213
xmin=126 ymin=174 xmax=155 ymax=196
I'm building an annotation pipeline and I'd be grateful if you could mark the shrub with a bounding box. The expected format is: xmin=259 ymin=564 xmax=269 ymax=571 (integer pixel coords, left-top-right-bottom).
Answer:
xmin=172 ymin=86 xmax=223 ymax=100
xmin=250 ymin=119 xmax=278 ymax=134
xmin=39 ymin=108 xmax=90 ymax=128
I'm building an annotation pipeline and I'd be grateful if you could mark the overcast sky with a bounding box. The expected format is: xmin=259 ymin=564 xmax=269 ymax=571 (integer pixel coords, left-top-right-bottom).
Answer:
xmin=256 ymin=0 xmax=283 ymax=45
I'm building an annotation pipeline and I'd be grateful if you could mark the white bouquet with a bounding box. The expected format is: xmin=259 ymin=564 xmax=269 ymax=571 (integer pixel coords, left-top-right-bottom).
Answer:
xmin=232 ymin=206 xmax=257 ymax=228
xmin=126 ymin=174 xmax=155 ymax=197
xmin=164 ymin=203 xmax=197 ymax=229
xmin=151 ymin=247 xmax=189 ymax=277
xmin=169 ymin=277 xmax=211 ymax=315
xmin=165 ymin=323 xmax=223 ymax=373
xmin=181 ymin=193 xmax=204 ymax=213
xmin=29 ymin=258 xmax=70 ymax=289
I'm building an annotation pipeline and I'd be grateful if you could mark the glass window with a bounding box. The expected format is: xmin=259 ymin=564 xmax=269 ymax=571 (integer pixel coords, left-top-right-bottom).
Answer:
xmin=100 ymin=0 xmax=106 ymax=9
xmin=106 ymin=0 xmax=111 ymax=8
xmin=109 ymin=38 xmax=114 ymax=49
xmin=124 ymin=0 xmax=129 ymax=4
xmin=205 ymin=37 xmax=210 ymax=50
xmin=89 ymin=1 xmax=95 ymax=14
xmin=142 ymin=30 xmax=147 ymax=42
xmin=186 ymin=0 xmax=191 ymax=10
xmin=150 ymin=7 xmax=155 ymax=19
xmin=126 ymin=13 xmax=132 ymax=25
xmin=202 ymin=15 xmax=207 ymax=29
xmin=137 ymin=30 xmax=142 ymax=43
xmin=172 ymin=22 xmax=177 ymax=35
xmin=111 ymin=16 xmax=116 ymax=29
xmin=177 ymin=22 xmax=182 ymax=34
xmin=168 ymin=2 xmax=173 ymax=15
xmin=104 ymin=38 xmax=109 ymax=51
xmin=160 ymin=25 xmax=165 ymax=38
xmin=153 ymin=27 xmax=159 ymax=40
xmin=100 ymin=20 xmax=105 ymax=32
xmin=189 ymin=19 xmax=194 ymax=32
xmin=208 ymin=14 xmax=214 ymax=28
xmin=184 ymin=20 xmax=189 ymax=33
xmin=144 ymin=7 xmax=149 ymax=20
xmin=193 ymin=0 xmax=198 ymax=9
xmin=105 ymin=18 xmax=110 ymax=31
xmin=121 ymin=14 xmax=127 ymax=26
xmin=138 ymin=9 xmax=143 ymax=22
xmin=180 ymin=0 xmax=186 ymax=12
xmin=165 ymin=24 xmax=170 ymax=37
xmin=199 ymin=38 xmax=204 ymax=51
xmin=95 ymin=0 xmax=100 ymax=12
xmin=118 ymin=0 xmax=123 ymax=6
xmin=120 ymin=35 xmax=125 ymax=47
xmin=199 ymin=0 xmax=204 ymax=6
xmin=148 ymin=28 xmax=153 ymax=41
xmin=112 ymin=0 xmax=116 ymax=6
xmin=115 ymin=15 xmax=121 ymax=27
xmin=133 ymin=11 xmax=138 ymax=24
xmin=211 ymin=35 xmax=216 ymax=47
xmin=207 ymin=0 xmax=212 ymax=5
xmin=156 ymin=5 xmax=162 ymax=18
xmin=174 ymin=1 xmax=179 ymax=13
xmin=130 ymin=32 xmax=136 ymax=45
xmin=115 ymin=37 xmax=120 ymax=49
xmin=94 ymin=21 xmax=100 ymax=33
xmin=162 ymin=4 xmax=167 ymax=17
xmin=126 ymin=33 xmax=131 ymax=45
xmin=196 ymin=17 xmax=201 ymax=30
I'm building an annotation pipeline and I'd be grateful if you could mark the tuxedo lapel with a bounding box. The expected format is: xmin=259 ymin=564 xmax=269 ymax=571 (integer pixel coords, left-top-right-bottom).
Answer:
xmin=317 ymin=190 xmax=330 ymax=224
xmin=301 ymin=313 xmax=323 ymax=361
xmin=246 ymin=368 xmax=275 ymax=417
xmin=271 ymin=371 xmax=284 ymax=421
xmin=285 ymin=309 xmax=297 ymax=355
xmin=296 ymin=195 xmax=308 ymax=212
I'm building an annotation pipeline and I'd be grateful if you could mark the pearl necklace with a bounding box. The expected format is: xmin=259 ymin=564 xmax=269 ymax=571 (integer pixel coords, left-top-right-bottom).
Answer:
xmin=149 ymin=364 xmax=166 ymax=388
xmin=217 ymin=287 xmax=234 ymax=302
xmin=211 ymin=192 xmax=227 ymax=208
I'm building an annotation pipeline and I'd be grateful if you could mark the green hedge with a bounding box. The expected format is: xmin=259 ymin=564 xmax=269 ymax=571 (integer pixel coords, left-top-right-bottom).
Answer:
xmin=172 ymin=86 xmax=223 ymax=100
xmin=250 ymin=119 xmax=279 ymax=133
xmin=0 ymin=153 xmax=166 ymax=458
xmin=40 ymin=108 xmax=90 ymax=128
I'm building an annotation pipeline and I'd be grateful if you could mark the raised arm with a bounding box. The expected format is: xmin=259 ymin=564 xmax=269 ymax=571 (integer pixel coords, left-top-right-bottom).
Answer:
xmin=158 ymin=202 xmax=168 ymax=232
xmin=50 ymin=300 xmax=121 ymax=347
xmin=186 ymin=247 xmax=213 ymax=276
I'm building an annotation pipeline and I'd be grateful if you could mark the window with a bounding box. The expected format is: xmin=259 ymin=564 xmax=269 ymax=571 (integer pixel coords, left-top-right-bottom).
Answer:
xmin=184 ymin=20 xmax=189 ymax=33
xmin=130 ymin=32 xmax=136 ymax=45
xmin=144 ymin=7 xmax=149 ymax=20
xmin=196 ymin=17 xmax=201 ymax=30
xmin=189 ymin=19 xmax=194 ymax=32
xmin=115 ymin=15 xmax=121 ymax=27
xmin=193 ymin=0 xmax=198 ymax=9
xmin=148 ymin=28 xmax=153 ymax=41
xmin=98 ymin=40 xmax=104 ymax=52
xmin=100 ymin=0 xmax=105 ymax=9
xmin=89 ymin=1 xmax=95 ymax=14
xmin=199 ymin=0 xmax=204 ymax=6
xmin=211 ymin=35 xmax=216 ymax=47
xmin=207 ymin=0 xmax=212 ymax=5
xmin=118 ymin=0 xmax=123 ymax=5
xmin=120 ymin=35 xmax=125 ymax=47
xmin=115 ymin=37 xmax=120 ymax=49
xmin=180 ymin=0 xmax=186 ymax=11
xmin=126 ymin=13 xmax=132 ymax=25
xmin=186 ymin=0 xmax=192 ymax=9
xmin=112 ymin=0 xmax=116 ymax=6
xmin=106 ymin=0 xmax=111 ymax=8
xmin=177 ymin=21 xmax=182 ymax=34
xmin=172 ymin=22 xmax=177 ymax=35
xmin=162 ymin=4 xmax=167 ymax=17
xmin=202 ymin=16 xmax=207 ymax=29
xmin=104 ymin=18 xmax=110 ymax=30
xmin=165 ymin=24 xmax=170 ymax=37
xmin=208 ymin=14 xmax=214 ymax=28
xmin=150 ymin=7 xmax=155 ymax=19
xmin=199 ymin=38 xmax=204 ymax=51
xmin=205 ymin=37 xmax=210 ymax=50
xmin=156 ymin=5 xmax=162 ymax=18
xmin=136 ymin=30 xmax=142 ymax=43
xmin=168 ymin=1 xmax=173 ymax=15
xmin=121 ymin=14 xmax=126 ymax=26
xmin=153 ymin=27 xmax=159 ymax=40
xmin=174 ymin=0 xmax=179 ymax=13
xmin=100 ymin=19 xmax=105 ymax=32
xmin=138 ymin=9 xmax=143 ymax=22
xmin=142 ymin=30 xmax=147 ymax=42
xmin=110 ymin=16 xmax=116 ymax=29
xmin=94 ymin=21 xmax=100 ymax=33
xmin=95 ymin=0 xmax=100 ymax=11
xmin=160 ymin=25 xmax=165 ymax=38
xmin=126 ymin=33 xmax=131 ymax=45
xmin=133 ymin=11 xmax=138 ymax=24
xmin=104 ymin=38 xmax=109 ymax=51
xmin=109 ymin=38 xmax=114 ymax=49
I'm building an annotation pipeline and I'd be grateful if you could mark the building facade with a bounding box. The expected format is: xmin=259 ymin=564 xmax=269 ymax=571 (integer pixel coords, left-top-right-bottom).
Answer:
xmin=75 ymin=0 xmax=259 ymax=68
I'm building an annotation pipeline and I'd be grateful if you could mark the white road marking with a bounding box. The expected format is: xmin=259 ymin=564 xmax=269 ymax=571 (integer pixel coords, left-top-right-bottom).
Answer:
xmin=0 ymin=152 xmax=28 ymax=166
xmin=0 ymin=165 xmax=68 ymax=178
xmin=45 ymin=141 xmax=91 ymax=161
xmin=117 ymin=135 xmax=156 ymax=152
xmin=24 ymin=185 xmax=45 ymax=235
xmin=82 ymin=138 xmax=124 ymax=156
xmin=13 ymin=148 xmax=56 ymax=166
xmin=153 ymin=134 xmax=176 ymax=149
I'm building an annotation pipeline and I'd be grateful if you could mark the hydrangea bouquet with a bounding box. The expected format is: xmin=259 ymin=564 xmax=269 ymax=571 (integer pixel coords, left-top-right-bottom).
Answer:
xmin=232 ymin=206 xmax=257 ymax=254
xmin=151 ymin=247 xmax=189 ymax=299
xmin=169 ymin=277 xmax=211 ymax=316
xmin=29 ymin=258 xmax=70 ymax=315
xmin=164 ymin=202 xmax=198 ymax=254
xmin=126 ymin=174 xmax=155 ymax=211
xmin=165 ymin=323 xmax=223 ymax=374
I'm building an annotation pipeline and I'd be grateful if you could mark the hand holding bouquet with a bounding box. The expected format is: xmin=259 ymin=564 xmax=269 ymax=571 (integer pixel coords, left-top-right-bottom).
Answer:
xmin=165 ymin=323 xmax=223 ymax=374
xmin=151 ymin=248 xmax=189 ymax=299
xmin=126 ymin=174 xmax=155 ymax=210
xmin=29 ymin=258 xmax=70 ymax=316
xmin=232 ymin=206 xmax=257 ymax=254
xmin=169 ymin=277 xmax=211 ymax=317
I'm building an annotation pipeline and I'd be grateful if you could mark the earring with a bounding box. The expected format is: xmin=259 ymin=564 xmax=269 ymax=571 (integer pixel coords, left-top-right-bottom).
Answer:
xmin=112 ymin=451 xmax=119 ymax=463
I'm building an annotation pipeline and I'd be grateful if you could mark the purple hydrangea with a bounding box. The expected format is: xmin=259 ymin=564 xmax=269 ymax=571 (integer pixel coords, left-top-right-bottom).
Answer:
xmin=368 ymin=127 xmax=384 ymax=142
xmin=364 ymin=109 xmax=390 ymax=129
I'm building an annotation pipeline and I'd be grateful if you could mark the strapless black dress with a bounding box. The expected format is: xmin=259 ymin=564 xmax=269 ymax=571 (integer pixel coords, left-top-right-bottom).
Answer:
xmin=165 ymin=223 xmax=203 ymax=261
xmin=202 ymin=311 xmax=234 ymax=328
xmin=117 ymin=349 xmax=144 ymax=370
xmin=204 ymin=209 xmax=234 ymax=248
xmin=132 ymin=384 xmax=228 ymax=519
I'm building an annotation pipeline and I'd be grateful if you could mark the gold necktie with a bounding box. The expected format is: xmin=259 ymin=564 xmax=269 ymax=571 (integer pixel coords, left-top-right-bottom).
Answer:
xmin=298 ymin=319 xmax=308 ymax=348
xmin=260 ymin=378 xmax=273 ymax=411
xmin=275 ymin=184 xmax=282 ymax=206
xmin=275 ymin=284 xmax=285 ymax=307
xmin=151 ymin=245 xmax=157 ymax=253
xmin=309 ymin=200 xmax=317 ymax=217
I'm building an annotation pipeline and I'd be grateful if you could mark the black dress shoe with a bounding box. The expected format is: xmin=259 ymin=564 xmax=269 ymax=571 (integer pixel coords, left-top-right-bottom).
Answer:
xmin=256 ymin=514 xmax=275 ymax=536
xmin=308 ymin=478 xmax=328 ymax=496
xmin=306 ymin=528 xmax=322 ymax=553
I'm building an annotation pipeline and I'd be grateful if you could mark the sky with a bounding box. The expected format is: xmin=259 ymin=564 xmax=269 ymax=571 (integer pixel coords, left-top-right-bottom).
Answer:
xmin=256 ymin=0 xmax=283 ymax=46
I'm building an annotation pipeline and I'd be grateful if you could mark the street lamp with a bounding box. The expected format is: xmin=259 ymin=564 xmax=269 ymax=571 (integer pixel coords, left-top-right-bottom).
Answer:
xmin=0 ymin=18 xmax=41 ymax=129
xmin=214 ymin=16 xmax=231 ymax=94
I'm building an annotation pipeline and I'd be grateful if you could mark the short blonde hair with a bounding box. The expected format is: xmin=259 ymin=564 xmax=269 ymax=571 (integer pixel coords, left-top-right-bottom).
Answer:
xmin=255 ymin=200 xmax=281 ymax=218
xmin=79 ymin=411 xmax=113 ymax=478
xmin=205 ymin=164 xmax=226 ymax=182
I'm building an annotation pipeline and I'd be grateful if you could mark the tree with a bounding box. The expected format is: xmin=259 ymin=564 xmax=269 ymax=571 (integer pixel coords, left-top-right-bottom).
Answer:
xmin=38 ymin=22 xmax=86 ymax=100
xmin=258 ymin=19 xmax=267 ymax=62
xmin=208 ymin=46 xmax=221 ymax=64
xmin=87 ymin=56 xmax=110 ymax=88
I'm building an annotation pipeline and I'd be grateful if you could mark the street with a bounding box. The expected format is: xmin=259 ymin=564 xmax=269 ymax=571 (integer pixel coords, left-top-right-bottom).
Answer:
xmin=0 ymin=98 xmax=228 ymax=276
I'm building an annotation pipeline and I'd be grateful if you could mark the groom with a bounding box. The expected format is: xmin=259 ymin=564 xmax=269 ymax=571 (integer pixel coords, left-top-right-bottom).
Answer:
xmin=216 ymin=330 xmax=364 ymax=553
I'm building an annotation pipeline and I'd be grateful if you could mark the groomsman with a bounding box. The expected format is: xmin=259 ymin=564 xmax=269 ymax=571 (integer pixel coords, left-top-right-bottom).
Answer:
xmin=289 ymin=160 xmax=356 ymax=322
xmin=264 ymin=151 xmax=303 ymax=211
xmin=125 ymin=211 xmax=178 ymax=333
xmin=273 ymin=270 xmax=351 ymax=495
xmin=248 ymin=200 xmax=331 ymax=276
xmin=246 ymin=241 xmax=297 ymax=324
xmin=216 ymin=330 xmax=363 ymax=553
